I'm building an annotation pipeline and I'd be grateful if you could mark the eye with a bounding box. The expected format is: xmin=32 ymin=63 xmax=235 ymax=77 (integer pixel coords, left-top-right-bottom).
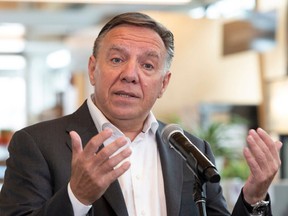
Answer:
xmin=111 ymin=58 xmax=122 ymax=64
xmin=143 ymin=63 xmax=154 ymax=70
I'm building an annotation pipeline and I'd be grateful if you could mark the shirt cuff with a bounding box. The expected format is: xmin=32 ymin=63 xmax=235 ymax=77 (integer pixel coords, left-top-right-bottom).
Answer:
xmin=68 ymin=182 xmax=92 ymax=216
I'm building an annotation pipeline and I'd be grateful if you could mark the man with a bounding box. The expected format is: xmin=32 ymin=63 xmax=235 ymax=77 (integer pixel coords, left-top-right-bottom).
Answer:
xmin=0 ymin=12 xmax=282 ymax=216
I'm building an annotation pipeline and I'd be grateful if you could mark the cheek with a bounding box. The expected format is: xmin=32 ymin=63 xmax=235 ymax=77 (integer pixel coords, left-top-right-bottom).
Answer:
xmin=94 ymin=71 xmax=114 ymax=95
xmin=143 ymin=80 xmax=163 ymax=99
xmin=93 ymin=67 xmax=106 ymax=86
xmin=142 ymin=81 xmax=149 ymax=88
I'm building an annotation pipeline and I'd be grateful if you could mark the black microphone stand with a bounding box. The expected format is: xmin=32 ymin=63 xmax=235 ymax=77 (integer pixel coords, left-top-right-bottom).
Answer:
xmin=190 ymin=166 xmax=220 ymax=216
xmin=193 ymin=175 xmax=207 ymax=216
xmin=186 ymin=164 xmax=220 ymax=216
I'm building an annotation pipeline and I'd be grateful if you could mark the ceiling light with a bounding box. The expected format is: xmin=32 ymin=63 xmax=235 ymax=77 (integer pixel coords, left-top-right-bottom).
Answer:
xmin=0 ymin=0 xmax=190 ymax=4
xmin=189 ymin=7 xmax=206 ymax=19
xmin=46 ymin=49 xmax=71 ymax=69
xmin=0 ymin=55 xmax=26 ymax=70
xmin=0 ymin=39 xmax=25 ymax=53
xmin=0 ymin=23 xmax=25 ymax=38
xmin=0 ymin=23 xmax=26 ymax=53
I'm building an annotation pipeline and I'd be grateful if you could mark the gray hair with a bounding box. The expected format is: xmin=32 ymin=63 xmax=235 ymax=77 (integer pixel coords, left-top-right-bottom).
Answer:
xmin=92 ymin=12 xmax=174 ymax=70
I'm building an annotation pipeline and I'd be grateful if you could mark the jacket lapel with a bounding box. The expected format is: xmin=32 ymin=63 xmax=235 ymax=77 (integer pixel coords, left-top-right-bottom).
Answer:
xmin=156 ymin=123 xmax=184 ymax=216
xmin=103 ymin=181 xmax=129 ymax=216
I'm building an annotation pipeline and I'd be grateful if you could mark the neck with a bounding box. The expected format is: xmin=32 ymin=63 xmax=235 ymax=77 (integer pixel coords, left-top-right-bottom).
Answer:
xmin=111 ymin=118 xmax=146 ymax=141
xmin=91 ymin=95 xmax=148 ymax=141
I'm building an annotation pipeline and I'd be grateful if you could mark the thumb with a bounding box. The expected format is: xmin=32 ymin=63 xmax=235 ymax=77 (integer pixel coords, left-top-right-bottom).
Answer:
xmin=69 ymin=131 xmax=83 ymax=156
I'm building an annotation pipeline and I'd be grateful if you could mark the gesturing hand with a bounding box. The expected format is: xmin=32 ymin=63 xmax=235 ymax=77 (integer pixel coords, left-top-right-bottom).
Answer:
xmin=243 ymin=128 xmax=282 ymax=204
xmin=69 ymin=129 xmax=132 ymax=205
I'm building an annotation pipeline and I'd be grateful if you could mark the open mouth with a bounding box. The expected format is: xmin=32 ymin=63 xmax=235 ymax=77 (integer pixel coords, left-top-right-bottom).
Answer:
xmin=115 ymin=91 xmax=138 ymax=98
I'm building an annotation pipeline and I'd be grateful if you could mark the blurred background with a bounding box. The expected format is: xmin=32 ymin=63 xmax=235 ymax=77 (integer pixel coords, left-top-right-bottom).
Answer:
xmin=0 ymin=0 xmax=287 ymax=214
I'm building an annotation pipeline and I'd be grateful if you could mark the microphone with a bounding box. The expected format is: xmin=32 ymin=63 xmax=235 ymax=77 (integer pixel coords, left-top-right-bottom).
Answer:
xmin=161 ymin=124 xmax=220 ymax=183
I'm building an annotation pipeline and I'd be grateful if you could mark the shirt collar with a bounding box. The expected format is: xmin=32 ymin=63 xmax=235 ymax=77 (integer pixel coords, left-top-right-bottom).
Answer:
xmin=87 ymin=94 xmax=159 ymax=135
xmin=87 ymin=94 xmax=109 ymax=133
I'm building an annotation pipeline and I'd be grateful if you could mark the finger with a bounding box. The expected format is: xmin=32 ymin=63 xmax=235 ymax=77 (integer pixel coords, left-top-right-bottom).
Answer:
xmin=256 ymin=128 xmax=279 ymax=156
xmin=243 ymin=146 xmax=259 ymax=176
xmin=256 ymin=128 xmax=273 ymax=144
xmin=276 ymin=140 xmax=283 ymax=152
xmin=254 ymin=128 xmax=282 ymax=167
xmin=83 ymin=128 xmax=113 ymax=157
xmin=275 ymin=141 xmax=283 ymax=165
xmin=94 ymin=136 xmax=128 ymax=166
xmin=257 ymin=128 xmax=283 ymax=153
xmin=247 ymin=129 xmax=268 ymax=153
xmin=246 ymin=130 xmax=269 ymax=169
xmin=108 ymin=161 xmax=131 ymax=180
xmin=247 ymin=129 xmax=279 ymax=166
xmin=70 ymin=131 xmax=83 ymax=155
xmin=102 ymin=150 xmax=131 ymax=186
xmin=101 ymin=146 xmax=132 ymax=172
xmin=70 ymin=131 xmax=84 ymax=169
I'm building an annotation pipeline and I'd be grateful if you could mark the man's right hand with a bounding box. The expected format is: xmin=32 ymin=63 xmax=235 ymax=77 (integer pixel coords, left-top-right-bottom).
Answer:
xmin=69 ymin=129 xmax=131 ymax=205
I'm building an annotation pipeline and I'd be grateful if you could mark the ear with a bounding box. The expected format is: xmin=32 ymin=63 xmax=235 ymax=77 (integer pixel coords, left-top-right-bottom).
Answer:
xmin=158 ymin=72 xmax=171 ymax=98
xmin=88 ymin=55 xmax=96 ymax=85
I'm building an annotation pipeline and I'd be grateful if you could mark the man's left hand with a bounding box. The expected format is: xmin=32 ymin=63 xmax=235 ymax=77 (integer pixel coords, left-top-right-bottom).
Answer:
xmin=243 ymin=128 xmax=282 ymax=204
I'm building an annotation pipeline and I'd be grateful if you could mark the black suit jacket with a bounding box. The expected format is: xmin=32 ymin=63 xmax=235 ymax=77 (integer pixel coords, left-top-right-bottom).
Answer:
xmin=0 ymin=101 xmax=269 ymax=216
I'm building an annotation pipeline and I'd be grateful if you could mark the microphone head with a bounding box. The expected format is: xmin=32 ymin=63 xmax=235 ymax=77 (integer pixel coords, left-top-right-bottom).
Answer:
xmin=161 ymin=124 xmax=184 ymax=145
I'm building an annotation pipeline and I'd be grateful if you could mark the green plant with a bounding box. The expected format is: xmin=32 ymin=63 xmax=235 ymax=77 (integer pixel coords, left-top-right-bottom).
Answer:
xmin=193 ymin=122 xmax=231 ymax=157
xmin=192 ymin=118 xmax=250 ymax=180
xmin=221 ymin=158 xmax=250 ymax=180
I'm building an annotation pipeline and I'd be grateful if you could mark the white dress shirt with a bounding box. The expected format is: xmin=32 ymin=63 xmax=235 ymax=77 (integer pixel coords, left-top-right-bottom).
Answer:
xmin=68 ymin=96 xmax=167 ymax=216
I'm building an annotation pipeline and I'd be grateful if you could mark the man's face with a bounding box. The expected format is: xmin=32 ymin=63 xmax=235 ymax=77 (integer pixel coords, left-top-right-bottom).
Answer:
xmin=88 ymin=25 xmax=171 ymax=125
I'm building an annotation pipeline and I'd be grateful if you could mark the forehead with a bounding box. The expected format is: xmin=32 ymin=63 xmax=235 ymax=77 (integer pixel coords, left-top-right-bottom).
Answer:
xmin=101 ymin=25 xmax=166 ymax=52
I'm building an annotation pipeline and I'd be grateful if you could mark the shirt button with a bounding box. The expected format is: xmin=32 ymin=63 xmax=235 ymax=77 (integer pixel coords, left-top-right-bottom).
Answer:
xmin=141 ymin=210 xmax=146 ymax=215
xmin=136 ymin=175 xmax=141 ymax=180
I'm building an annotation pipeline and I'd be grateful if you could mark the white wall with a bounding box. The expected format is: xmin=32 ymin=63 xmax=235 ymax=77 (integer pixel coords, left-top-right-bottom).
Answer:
xmin=146 ymin=12 xmax=262 ymax=118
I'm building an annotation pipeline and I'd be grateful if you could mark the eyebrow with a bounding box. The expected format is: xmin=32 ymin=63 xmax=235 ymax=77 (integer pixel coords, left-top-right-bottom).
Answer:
xmin=145 ymin=51 xmax=160 ymax=59
xmin=108 ymin=45 xmax=125 ymax=53
xmin=108 ymin=45 xmax=161 ymax=59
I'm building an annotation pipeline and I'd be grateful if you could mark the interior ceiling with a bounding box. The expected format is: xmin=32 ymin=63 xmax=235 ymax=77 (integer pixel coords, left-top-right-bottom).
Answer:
xmin=0 ymin=1 xmax=220 ymax=41
xmin=0 ymin=1 xmax=276 ymax=55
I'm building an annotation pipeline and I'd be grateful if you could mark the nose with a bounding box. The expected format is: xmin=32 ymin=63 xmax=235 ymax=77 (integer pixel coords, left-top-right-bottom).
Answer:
xmin=120 ymin=60 xmax=139 ymax=84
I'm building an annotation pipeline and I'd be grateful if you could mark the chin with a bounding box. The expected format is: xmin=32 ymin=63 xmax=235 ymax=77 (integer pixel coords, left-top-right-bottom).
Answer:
xmin=111 ymin=109 xmax=139 ymax=119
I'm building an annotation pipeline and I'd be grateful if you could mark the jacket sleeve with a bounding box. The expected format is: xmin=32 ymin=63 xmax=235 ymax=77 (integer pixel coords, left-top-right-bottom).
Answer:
xmin=231 ymin=189 xmax=272 ymax=216
xmin=0 ymin=130 xmax=74 ymax=216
